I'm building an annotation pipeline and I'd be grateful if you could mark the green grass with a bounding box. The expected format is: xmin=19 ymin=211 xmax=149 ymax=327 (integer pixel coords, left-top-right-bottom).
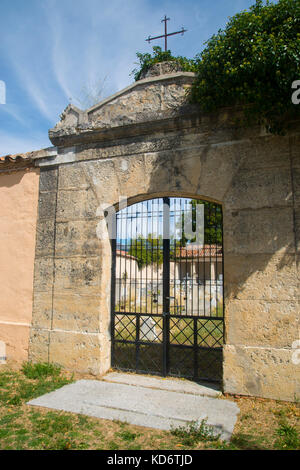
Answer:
xmin=0 ymin=364 xmax=299 ymax=450
xmin=21 ymin=362 xmax=62 ymax=379
xmin=274 ymin=421 xmax=300 ymax=450
xmin=171 ymin=419 xmax=220 ymax=446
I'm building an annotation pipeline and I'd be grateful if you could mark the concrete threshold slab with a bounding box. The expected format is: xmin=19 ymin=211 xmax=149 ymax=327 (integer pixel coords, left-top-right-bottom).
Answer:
xmin=102 ymin=372 xmax=222 ymax=397
xmin=27 ymin=379 xmax=239 ymax=441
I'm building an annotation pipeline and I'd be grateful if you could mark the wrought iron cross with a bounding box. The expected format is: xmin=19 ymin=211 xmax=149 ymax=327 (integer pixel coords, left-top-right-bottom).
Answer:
xmin=146 ymin=15 xmax=187 ymax=52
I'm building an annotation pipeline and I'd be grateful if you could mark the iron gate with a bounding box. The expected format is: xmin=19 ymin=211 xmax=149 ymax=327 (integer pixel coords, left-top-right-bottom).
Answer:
xmin=110 ymin=197 xmax=224 ymax=382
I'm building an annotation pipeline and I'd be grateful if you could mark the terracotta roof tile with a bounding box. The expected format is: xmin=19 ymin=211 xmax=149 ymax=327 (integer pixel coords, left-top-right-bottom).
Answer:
xmin=0 ymin=152 xmax=34 ymax=172
xmin=0 ymin=152 xmax=32 ymax=164
xmin=116 ymin=250 xmax=138 ymax=261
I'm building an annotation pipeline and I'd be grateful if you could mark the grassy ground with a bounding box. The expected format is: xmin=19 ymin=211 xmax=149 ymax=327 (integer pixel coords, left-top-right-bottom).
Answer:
xmin=0 ymin=363 xmax=299 ymax=450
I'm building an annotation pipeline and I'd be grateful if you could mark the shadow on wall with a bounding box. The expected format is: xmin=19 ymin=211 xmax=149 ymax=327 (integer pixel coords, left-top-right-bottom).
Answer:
xmin=142 ymin=130 xmax=299 ymax=307
xmin=0 ymin=170 xmax=30 ymax=188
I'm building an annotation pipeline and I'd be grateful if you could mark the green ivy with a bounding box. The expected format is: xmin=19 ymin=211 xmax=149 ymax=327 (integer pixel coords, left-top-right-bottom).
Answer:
xmin=132 ymin=0 xmax=300 ymax=134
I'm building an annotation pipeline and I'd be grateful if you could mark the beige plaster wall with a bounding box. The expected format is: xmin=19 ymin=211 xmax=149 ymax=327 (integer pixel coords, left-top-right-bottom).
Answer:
xmin=0 ymin=168 xmax=40 ymax=363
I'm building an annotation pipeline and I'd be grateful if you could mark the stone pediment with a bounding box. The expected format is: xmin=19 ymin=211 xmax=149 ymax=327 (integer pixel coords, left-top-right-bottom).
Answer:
xmin=49 ymin=65 xmax=196 ymax=146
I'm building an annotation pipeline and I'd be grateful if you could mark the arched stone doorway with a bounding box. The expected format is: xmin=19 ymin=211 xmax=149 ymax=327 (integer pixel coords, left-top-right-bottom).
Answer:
xmin=110 ymin=196 xmax=224 ymax=383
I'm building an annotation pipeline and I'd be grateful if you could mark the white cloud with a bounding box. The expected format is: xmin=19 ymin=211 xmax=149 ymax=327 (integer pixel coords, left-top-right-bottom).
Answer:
xmin=0 ymin=104 xmax=26 ymax=126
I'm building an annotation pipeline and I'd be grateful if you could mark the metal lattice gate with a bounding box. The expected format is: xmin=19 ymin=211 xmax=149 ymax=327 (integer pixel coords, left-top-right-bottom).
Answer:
xmin=110 ymin=197 xmax=224 ymax=383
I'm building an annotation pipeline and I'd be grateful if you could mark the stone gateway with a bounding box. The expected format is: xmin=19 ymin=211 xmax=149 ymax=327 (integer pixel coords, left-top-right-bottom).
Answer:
xmin=0 ymin=63 xmax=299 ymax=402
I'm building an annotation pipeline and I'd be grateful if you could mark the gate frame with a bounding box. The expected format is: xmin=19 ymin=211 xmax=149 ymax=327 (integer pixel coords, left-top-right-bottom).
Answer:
xmin=109 ymin=193 xmax=225 ymax=383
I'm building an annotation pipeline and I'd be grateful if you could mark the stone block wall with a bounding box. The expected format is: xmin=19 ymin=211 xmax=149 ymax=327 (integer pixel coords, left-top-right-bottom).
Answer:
xmin=29 ymin=70 xmax=299 ymax=400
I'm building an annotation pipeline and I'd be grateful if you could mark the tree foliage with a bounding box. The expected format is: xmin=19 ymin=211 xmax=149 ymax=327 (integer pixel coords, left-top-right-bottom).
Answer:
xmin=179 ymin=200 xmax=223 ymax=246
xmin=129 ymin=234 xmax=163 ymax=268
xmin=191 ymin=0 xmax=300 ymax=134
xmin=133 ymin=0 xmax=300 ymax=134
xmin=128 ymin=201 xmax=223 ymax=268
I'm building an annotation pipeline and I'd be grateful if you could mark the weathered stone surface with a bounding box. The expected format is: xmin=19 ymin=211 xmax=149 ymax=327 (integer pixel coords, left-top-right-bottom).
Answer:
xmin=241 ymin=135 xmax=291 ymax=170
xmin=140 ymin=61 xmax=186 ymax=79
xmin=33 ymin=257 xmax=54 ymax=293
xmin=39 ymin=167 xmax=58 ymax=192
xmin=49 ymin=71 xmax=195 ymax=146
xmin=37 ymin=191 xmax=57 ymax=220
xmin=84 ymin=159 xmax=122 ymax=204
xmin=55 ymin=220 xmax=101 ymax=257
xmin=293 ymin=167 xmax=300 ymax=205
xmin=58 ymin=162 xmax=90 ymax=190
xmin=53 ymin=257 xmax=102 ymax=294
xmin=35 ymin=220 xmax=55 ymax=257
xmin=49 ymin=330 xmax=102 ymax=375
xmin=224 ymin=207 xmax=295 ymax=254
xmin=295 ymin=206 xmax=300 ymax=253
xmin=88 ymin=79 xmax=194 ymax=128
xmin=290 ymin=134 xmax=300 ymax=168
xmin=224 ymin=167 xmax=293 ymax=210
xmin=32 ymin=291 xmax=52 ymax=329
xmin=56 ymin=189 xmax=98 ymax=221
xmin=29 ymin=328 xmax=49 ymax=363
xmin=225 ymin=299 xmax=299 ymax=348
xmin=52 ymin=292 xmax=101 ymax=333
xmin=223 ymin=345 xmax=299 ymax=402
xmin=224 ymin=253 xmax=298 ymax=301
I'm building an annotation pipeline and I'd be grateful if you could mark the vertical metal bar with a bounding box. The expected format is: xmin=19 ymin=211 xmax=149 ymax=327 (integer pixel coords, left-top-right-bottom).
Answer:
xmin=135 ymin=207 xmax=138 ymax=315
xmin=164 ymin=16 xmax=168 ymax=51
xmin=146 ymin=200 xmax=149 ymax=315
xmin=184 ymin=199 xmax=188 ymax=315
xmin=221 ymin=203 xmax=225 ymax=322
xmin=208 ymin=202 xmax=212 ymax=317
xmin=203 ymin=203 xmax=206 ymax=316
xmin=214 ymin=203 xmax=218 ymax=316
xmin=197 ymin=202 xmax=201 ymax=317
xmin=135 ymin=204 xmax=139 ymax=371
xmin=129 ymin=204 xmax=132 ymax=312
xmin=193 ymin=317 xmax=198 ymax=380
xmin=151 ymin=200 xmax=154 ymax=316
xmin=191 ymin=200 xmax=194 ymax=317
xmin=163 ymin=197 xmax=170 ymax=376
xmin=110 ymin=213 xmax=117 ymax=368
xmin=136 ymin=313 xmax=140 ymax=372
xmin=156 ymin=200 xmax=159 ymax=316
xmin=179 ymin=199 xmax=182 ymax=315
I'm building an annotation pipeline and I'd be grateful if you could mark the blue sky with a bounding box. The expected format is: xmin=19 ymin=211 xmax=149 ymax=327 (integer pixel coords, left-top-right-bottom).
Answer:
xmin=0 ymin=0 xmax=257 ymax=155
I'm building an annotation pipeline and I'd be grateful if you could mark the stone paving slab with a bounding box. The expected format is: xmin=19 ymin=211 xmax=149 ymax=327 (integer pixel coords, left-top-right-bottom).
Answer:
xmin=27 ymin=379 xmax=239 ymax=441
xmin=102 ymin=372 xmax=222 ymax=397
